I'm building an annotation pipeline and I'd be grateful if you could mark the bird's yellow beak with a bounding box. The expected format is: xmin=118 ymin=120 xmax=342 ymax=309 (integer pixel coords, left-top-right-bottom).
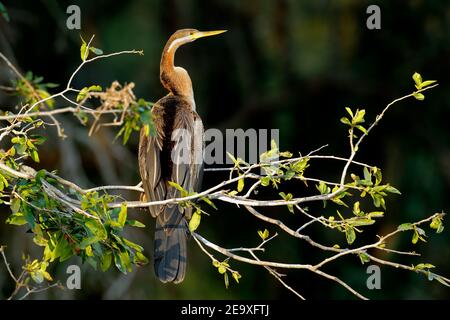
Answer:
xmin=191 ymin=30 xmax=227 ymax=40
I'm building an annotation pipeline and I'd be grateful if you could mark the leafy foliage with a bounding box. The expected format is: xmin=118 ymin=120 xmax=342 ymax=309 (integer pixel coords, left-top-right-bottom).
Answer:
xmin=116 ymin=98 xmax=155 ymax=144
xmin=12 ymin=71 xmax=58 ymax=110
xmin=5 ymin=173 xmax=148 ymax=276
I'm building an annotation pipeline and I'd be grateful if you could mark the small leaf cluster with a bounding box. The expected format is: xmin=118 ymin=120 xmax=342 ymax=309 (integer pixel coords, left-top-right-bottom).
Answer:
xmin=397 ymin=213 xmax=445 ymax=245
xmin=412 ymin=72 xmax=437 ymax=101
xmin=76 ymin=85 xmax=102 ymax=102
xmin=12 ymin=71 xmax=58 ymax=110
xmin=349 ymin=166 xmax=400 ymax=210
xmin=316 ymin=166 xmax=400 ymax=245
xmin=116 ymin=98 xmax=155 ymax=144
xmin=80 ymin=36 xmax=103 ymax=61
xmin=9 ymin=134 xmax=46 ymax=163
xmin=167 ymin=181 xmax=217 ymax=233
xmin=212 ymin=258 xmax=242 ymax=289
xmin=327 ymin=205 xmax=383 ymax=245
xmin=258 ymin=140 xmax=300 ymax=189
xmin=5 ymin=173 xmax=148 ymax=276
xmin=340 ymin=107 xmax=367 ymax=139
xmin=23 ymin=256 xmax=53 ymax=284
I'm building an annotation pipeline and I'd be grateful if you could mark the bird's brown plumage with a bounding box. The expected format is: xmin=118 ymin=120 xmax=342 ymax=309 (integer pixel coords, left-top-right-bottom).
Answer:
xmin=139 ymin=29 xmax=226 ymax=283
xmin=138 ymin=94 xmax=203 ymax=283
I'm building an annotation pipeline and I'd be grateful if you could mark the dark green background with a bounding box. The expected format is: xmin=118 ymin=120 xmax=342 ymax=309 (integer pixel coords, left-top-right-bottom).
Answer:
xmin=0 ymin=0 xmax=449 ymax=299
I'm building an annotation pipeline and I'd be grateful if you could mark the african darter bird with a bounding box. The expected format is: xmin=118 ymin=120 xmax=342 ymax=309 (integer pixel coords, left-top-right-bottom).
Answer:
xmin=138 ymin=29 xmax=226 ymax=283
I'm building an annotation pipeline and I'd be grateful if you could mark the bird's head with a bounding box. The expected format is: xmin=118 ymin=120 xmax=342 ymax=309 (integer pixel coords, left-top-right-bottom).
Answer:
xmin=166 ymin=29 xmax=227 ymax=53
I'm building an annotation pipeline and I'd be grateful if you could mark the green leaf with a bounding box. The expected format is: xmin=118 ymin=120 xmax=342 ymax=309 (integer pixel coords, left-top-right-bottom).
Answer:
xmin=279 ymin=192 xmax=294 ymax=213
xmin=397 ymin=223 xmax=413 ymax=231
xmin=122 ymin=238 xmax=143 ymax=252
xmin=126 ymin=220 xmax=146 ymax=228
xmin=232 ymin=272 xmax=241 ymax=284
xmin=260 ymin=176 xmax=270 ymax=187
xmin=85 ymin=220 xmax=107 ymax=240
xmin=413 ymin=92 xmax=425 ymax=101
xmin=76 ymin=85 xmax=102 ymax=102
xmin=14 ymin=142 xmax=27 ymax=155
xmin=350 ymin=218 xmax=375 ymax=226
xmin=356 ymin=125 xmax=367 ymax=134
xmin=133 ymin=251 xmax=149 ymax=266
xmin=430 ymin=216 xmax=444 ymax=233
xmin=80 ymin=37 xmax=88 ymax=61
xmin=85 ymin=245 xmax=93 ymax=257
xmin=22 ymin=206 xmax=35 ymax=228
xmin=30 ymin=135 xmax=47 ymax=145
xmin=345 ymin=107 xmax=354 ymax=118
xmin=414 ymin=263 xmax=435 ymax=270
xmin=79 ymin=236 xmax=98 ymax=249
xmin=76 ymin=88 xmax=89 ymax=102
xmin=258 ymin=229 xmax=269 ymax=241
xmin=167 ymin=181 xmax=187 ymax=194
xmin=279 ymin=151 xmax=293 ymax=158
xmin=385 ymin=185 xmax=401 ymax=195
xmin=237 ymin=175 xmax=244 ymax=192
xmin=412 ymin=230 xmax=419 ymax=244
xmin=363 ymin=167 xmax=371 ymax=182
xmin=10 ymin=198 xmax=21 ymax=213
xmin=118 ymin=203 xmax=127 ymax=227
xmin=419 ymin=80 xmax=437 ymax=89
xmin=316 ymin=181 xmax=329 ymax=195
xmin=345 ymin=226 xmax=356 ymax=245
xmin=358 ymin=252 xmax=370 ymax=264
xmin=89 ymin=47 xmax=104 ymax=55
xmin=88 ymin=85 xmax=102 ymax=92
xmin=353 ymin=201 xmax=361 ymax=215
xmin=218 ymin=265 xmax=227 ymax=274
xmin=224 ymin=272 xmax=229 ymax=289
xmin=201 ymin=197 xmax=218 ymax=210
xmin=33 ymin=234 xmax=48 ymax=247
xmin=113 ymin=250 xmax=132 ymax=274
xmin=340 ymin=117 xmax=351 ymax=126
xmin=412 ymin=72 xmax=422 ymax=86
xmin=100 ymin=251 xmax=112 ymax=271
xmin=290 ymin=157 xmax=310 ymax=174
xmin=30 ymin=149 xmax=40 ymax=163
xmin=189 ymin=210 xmax=201 ymax=232
xmin=6 ymin=213 xmax=27 ymax=226
xmin=52 ymin=235 xmax=72 ymax=262
xmin=353 ymin=109 xmax=366 ymax=124
xmin=368 ymin=211 xmax=384 ymax=218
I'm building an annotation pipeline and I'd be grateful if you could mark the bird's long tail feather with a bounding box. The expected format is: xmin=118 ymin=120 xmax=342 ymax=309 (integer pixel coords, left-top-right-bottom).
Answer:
xmin=153 ymin=209 xmax=188 ymax=283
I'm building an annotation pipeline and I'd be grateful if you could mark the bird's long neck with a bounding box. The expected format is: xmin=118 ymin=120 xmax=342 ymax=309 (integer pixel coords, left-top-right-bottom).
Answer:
xmin=160 ymin=43 xmax=194 ymax=104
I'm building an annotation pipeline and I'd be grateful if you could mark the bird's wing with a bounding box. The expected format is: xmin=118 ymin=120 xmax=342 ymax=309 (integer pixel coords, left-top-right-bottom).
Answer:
xmin=164 ymin=109 xmax=204 ymax=221
xmin=187 ymin=112 xmax=204 ymax=218
xmin=138 ymin=104 xmax=165 ymax=218
xmin=138 ymin=98 xmax=204 ymax=221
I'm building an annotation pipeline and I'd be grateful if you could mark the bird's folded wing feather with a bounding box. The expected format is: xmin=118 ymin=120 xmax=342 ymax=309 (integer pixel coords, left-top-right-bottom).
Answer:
xmin=138 ymin=104 xmax=165 ymax=218
xmin=139 ymin=101 xmax=204 ymax=222
xmin=165 ymin=109 xmax=204 ymax=221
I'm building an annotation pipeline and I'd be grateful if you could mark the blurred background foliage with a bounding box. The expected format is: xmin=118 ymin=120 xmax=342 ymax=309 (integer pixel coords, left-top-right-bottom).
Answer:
xmin=0 ymin=0 xmax=449 ymax=299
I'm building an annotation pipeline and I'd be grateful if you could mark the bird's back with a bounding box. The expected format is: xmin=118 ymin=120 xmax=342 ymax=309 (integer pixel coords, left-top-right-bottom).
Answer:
xmin=138 ymin=93 xmax=203 ymax=283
